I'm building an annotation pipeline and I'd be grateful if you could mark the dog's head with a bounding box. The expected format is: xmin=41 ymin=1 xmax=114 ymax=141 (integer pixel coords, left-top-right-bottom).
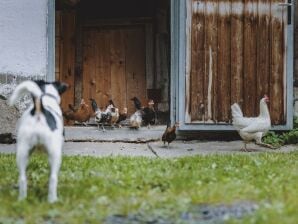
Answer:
xmin=34 ymin=80 xmax=68 ymax=104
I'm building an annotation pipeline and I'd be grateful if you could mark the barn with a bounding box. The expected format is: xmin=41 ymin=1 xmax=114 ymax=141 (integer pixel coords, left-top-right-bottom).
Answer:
xmin=0 ymin=0 xmax=297 ymax=133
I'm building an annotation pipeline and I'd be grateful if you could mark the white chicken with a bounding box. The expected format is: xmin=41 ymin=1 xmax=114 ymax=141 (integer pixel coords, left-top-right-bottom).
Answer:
xmin=129 ymin=110 xmax=142 ymax=129
xmin=231 ymin=95 xmax=273 ymax=151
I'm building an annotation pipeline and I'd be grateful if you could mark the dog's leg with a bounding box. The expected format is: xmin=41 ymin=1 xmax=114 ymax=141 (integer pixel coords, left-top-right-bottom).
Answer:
xmin=16 ymin=142 xmax=30 ymax=200
xmin=47 ymin=146 xmax=62 ymax=203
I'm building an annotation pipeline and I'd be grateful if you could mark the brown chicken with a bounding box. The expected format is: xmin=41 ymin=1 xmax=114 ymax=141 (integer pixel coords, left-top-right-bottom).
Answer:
xmin=63 ymin=99 xmax=91 ymax=125
xmin=162 ymin=122 xmax=179 ymax=148
xmin=116 ymin=107 xmax=128 ymax=128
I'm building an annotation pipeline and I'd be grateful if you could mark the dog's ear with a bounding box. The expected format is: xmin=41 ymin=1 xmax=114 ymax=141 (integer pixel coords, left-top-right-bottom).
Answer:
xmin=53 ymin=82 xmax=69 ymax=95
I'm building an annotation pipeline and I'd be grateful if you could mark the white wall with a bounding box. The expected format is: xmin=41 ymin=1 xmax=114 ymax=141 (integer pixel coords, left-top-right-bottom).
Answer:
xmin=0 ymin=0 xmax=48 ymax=77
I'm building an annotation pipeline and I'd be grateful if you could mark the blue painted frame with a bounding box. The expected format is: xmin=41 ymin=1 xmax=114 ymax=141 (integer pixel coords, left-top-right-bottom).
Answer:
xmin=171 ymin=0 xmax=294 ymax=131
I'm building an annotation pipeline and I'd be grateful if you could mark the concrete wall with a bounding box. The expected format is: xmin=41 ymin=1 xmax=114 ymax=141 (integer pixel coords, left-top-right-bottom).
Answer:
xmin=295 ymin=2 xmax=298 ymax=81
xmin=294 ymin=2 xmax=298 ymax=116
xmin=0 ymin=0 xmax=48 ymax=78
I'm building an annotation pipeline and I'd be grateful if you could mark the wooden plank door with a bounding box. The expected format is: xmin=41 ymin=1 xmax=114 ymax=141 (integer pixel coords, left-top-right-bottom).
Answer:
xmin=55 ymin=10 xmax=76 ymax=112
xmin=184 ymin=0 xmax=292 ymax=128
xmin=82 ymin=26 xmax=146 ymax=113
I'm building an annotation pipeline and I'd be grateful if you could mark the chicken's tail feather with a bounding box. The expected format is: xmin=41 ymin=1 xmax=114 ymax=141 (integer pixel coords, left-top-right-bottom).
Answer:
xmin=9 ymin=80 xmax=42 ymax=106
xmin=231 ymin=103 xmax=243 ymax=118
xmin=89 ymin=98 xmax=99 ymax=112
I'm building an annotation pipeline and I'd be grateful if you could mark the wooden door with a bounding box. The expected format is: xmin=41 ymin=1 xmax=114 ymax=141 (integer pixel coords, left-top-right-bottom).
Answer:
xmin=82 ymin=26 xmax=146 ymax=114
xmin=184 ymin=0 xmax=291 ymax=127
xmin=55 ymin=10 xmax=76 ymax=111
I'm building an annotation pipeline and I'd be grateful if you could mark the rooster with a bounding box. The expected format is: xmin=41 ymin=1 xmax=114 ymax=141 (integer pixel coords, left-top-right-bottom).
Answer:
xmin=231 ymin=95 xmax=273 ymax=151
xmin=63 ymin=99 xmax=91 ymax=125
xmin=89 ymin=98 xmax=111 ymax=131
xmin=162 ymin=122 xmax=179 ymax=148
xmin=142 ymin=99 xmax=156 ymax=129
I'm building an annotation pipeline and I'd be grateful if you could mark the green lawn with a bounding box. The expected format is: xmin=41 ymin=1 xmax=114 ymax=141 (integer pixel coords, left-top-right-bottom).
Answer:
xmin=0 ymin=151 xmax=297 ymax=223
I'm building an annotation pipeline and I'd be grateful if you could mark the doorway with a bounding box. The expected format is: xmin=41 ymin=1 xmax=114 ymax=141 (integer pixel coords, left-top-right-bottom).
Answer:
xmin=55 ymin=0 xmax=170 ymax=119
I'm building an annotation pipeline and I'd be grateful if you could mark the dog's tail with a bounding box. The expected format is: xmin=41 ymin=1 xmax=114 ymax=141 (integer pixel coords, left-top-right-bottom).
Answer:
xmin=9 ymin=80 xmax=42 ymax=106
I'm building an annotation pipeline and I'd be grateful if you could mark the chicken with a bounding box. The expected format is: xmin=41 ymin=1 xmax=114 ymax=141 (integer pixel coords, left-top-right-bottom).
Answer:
xmin=231 ymin=95 xmax=273 ymax=151
xmin=162 ymin=122 xmax=179 ymax=148
xmin=131 ymin=97 xmax=142 ymax=110
xmin=89 ymin=98 xmax=112 ymax=131
xmin=129 ymin=97 xmax=143 ymax=129
xmin=116 ymin=107 xmax=128 ymax=128
xmin=142 ymin=99 xmax=156 ymax=128
xmin=105 ymin=100 xmax=119 ymax=128
xmin=63 ymin=99 xmax=91 ymax=125
xmin=129 ymin=110 xmax=143 ymax=129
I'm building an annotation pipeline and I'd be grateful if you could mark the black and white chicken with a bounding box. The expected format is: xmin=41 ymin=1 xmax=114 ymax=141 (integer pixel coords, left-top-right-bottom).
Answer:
xmin=105 ymin=100 xmax=119 ymax=128
xmin=90 ymin=98 xmax=111 ymax=131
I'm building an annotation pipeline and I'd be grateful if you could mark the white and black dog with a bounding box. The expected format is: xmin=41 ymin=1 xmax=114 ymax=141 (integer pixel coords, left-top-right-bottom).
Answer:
xmin=9 ymin=80 xmax=68 ymax=203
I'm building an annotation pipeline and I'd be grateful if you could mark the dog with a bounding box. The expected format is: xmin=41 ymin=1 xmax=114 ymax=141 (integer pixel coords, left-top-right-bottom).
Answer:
xmin=9 ymin=80 xmax=68 ymax=203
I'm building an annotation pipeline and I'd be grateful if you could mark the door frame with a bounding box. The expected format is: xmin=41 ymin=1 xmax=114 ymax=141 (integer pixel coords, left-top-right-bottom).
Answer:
xmin=170 ymin=0 xmax=294 ymax=131
xmin=47 ymin=0 xmax=55 ymax=82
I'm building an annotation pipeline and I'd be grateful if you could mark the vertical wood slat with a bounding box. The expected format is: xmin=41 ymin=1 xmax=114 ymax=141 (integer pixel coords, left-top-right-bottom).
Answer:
xmin=230 ymin=0 xmax=244 ymax=107
xmin=125 ymin=26 xmax=147 ymax=114
xmin=204 ymin=0 xmax=218 ymax=122
xmin=82 ymin=29 xmax=95 ymax=105
xmin=187 ymin=0 xmax=287 ymax=125
xmin=243 ymin=0 xmax=258 ymax=117
xmin=89 ymin=30 xmax=97 ymax=101
xmin=256 ymin=0 xmax=271 ymax=112
xmin=95 ymin=29 xmax=111 ymax=109
xmin=74 ymin=14 xmax=83 ymax=106
xmin=110 ymin=29 xmax=127 ymax=111
xmin=217 ymin=0 xmax=231 ymax=122
xmin=190 ymin=0 xmax=205 ymax=121
xmin=82 ymin=26 xmax=146 ymax=114
xmin=55 ymin=11 xmax=61 ymax=81
xmin=270 ymin=0 xmax=285 ymax=124
xmin=60 ymin=11 xmax=76 ymax=111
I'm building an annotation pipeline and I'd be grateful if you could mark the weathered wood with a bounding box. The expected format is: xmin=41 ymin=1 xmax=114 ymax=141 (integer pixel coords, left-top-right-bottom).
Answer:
xmin=204 ymin=0 xmax=218 ymax=122
xmin=74 ymin=12 xmax=83 ymax=106
xmin=95 ymin=28 xmax=111 ymax=109
xmin=270 ymin=0 xmax=285 ymax=124
xmin=82 ymin=29 xmax=95 ymax=104
xmin=230 ymin=0 xmax=244 ymax=110
xmin=243 ymin=0 xmax=258 ymax=117
xmin=190 ymin=0 xmax=205 ymax=122
xmin=110 ymin=29 xmax=127 ymax=111
xmin=185 ymin=0 xmax=287 ymax=126
xmin=55 ymin=11 xmax=62 ymax=81
xmin=82 ymin=26 xmax=146 ymax=113
xmin=125 ymin=26 xmax=147 ymax=114
xmin=256 ymin=0 xmax=271 ymax=112
xmin=217 ymin=0 xmax=231 ymax=122
xmin=60 ymin=11 xmax=76 ymax=111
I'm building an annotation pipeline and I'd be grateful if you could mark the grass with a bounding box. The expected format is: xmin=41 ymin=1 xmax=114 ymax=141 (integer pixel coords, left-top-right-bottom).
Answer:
xmin=0 ymin=152 xmax=298 ymax=223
